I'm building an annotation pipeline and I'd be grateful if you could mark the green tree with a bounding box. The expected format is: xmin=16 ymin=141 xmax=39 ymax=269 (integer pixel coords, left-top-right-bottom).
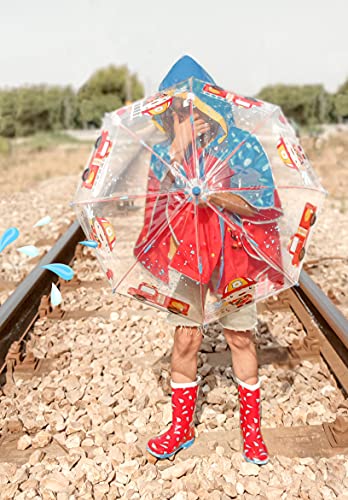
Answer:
xmin=16 ymin=86 xmax=56 ymax=136
xmin=334 ymin=77 xmax=348 ymax=122
xmin=257 ymin=84 xmax=333 ymax=126
xmin=0 ymin=90 xmax=17 ymax=137
xmin=77 ymin=65 xmax=144 ymax=127
xmin=15 ymin=85 xmax=79 ymax=135
xmin=0 ymin=85 xmax=79 ymax=137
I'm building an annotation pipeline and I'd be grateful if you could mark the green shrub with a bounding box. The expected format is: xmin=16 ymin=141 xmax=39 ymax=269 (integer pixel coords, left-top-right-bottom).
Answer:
xmin=0 ymin=64 xmax=144 ymax=136
xmin=257 ymin=84 xmax=333 ymax=126
xmin=0 ymin=136 xmax=11 ymax=155
xmin=77 ymin=65 xmax=144 ymax=128
xmin=22 ymin=131 xmax=80 ymax=152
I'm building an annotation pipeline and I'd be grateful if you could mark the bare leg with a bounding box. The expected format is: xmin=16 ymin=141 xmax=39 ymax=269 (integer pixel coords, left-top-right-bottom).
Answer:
xmin=171 ymin=326 xmax=203 ymax=383
xmin=223 ymin=328 xmax=258 ymax=385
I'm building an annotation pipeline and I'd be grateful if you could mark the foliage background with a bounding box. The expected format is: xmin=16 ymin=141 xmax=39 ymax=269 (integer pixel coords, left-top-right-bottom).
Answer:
xmin=0 ymin=64 xmax=347 ymax=138
xmin=0 ymin=65 xmax=144 ymax=138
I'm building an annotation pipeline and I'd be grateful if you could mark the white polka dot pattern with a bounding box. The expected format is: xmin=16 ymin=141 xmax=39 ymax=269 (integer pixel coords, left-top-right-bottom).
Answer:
xmin=147 ymin=380 xmax=199 ymax=457
xmin=237 ymin=380 xmax=269 ymax=464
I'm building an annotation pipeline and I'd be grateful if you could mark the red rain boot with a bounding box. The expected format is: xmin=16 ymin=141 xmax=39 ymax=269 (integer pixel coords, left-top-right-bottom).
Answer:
xmin=234 ymin=375 xmax=269 ymax=465
xmin=146 ymin=376 xmax=201 ymax=459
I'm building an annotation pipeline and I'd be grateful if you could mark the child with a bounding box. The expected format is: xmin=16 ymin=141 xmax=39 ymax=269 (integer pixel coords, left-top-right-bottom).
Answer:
xmin=134 ymin=56 xmax=284 ymax=465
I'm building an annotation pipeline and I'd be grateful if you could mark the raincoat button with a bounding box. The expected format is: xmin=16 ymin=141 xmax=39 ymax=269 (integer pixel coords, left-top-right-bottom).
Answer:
xmin=231 ymin=232 xmax=242 ymax=249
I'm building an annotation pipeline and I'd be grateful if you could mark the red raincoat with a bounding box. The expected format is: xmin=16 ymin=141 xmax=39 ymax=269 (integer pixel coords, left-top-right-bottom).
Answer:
xmin=134 ymin=151 xmax=284 ymax=295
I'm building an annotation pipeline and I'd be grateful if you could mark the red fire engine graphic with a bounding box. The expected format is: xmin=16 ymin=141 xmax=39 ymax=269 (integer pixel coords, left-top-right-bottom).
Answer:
xmin=82 ymin=131 xmax=112 ymax=189
xmin=288 ymin=203 xmax=317 ymax=266
xmin=106 ymin=268 xmax=114 ymax=281
xmin=128 ymin=282 xmax=190 ymax=315
xmin=222 ymin=277 xmax=256 ymax=308
xmin=90 ymin=217 xmax=116 ymax=252
xmin=228 ymin=93 xmax=263 ymax=109
xmin=141 ymin=94 xmax=174 ymax=117
xmin=202 ymin=84 xmax=229 ymax=100
xmin=278 ymin=112 xmax=289 ymax=126
xmin=277 ymin=137 xmax=307 ymax=170
xmin=202 ymin=84 xmax=262 ymax=109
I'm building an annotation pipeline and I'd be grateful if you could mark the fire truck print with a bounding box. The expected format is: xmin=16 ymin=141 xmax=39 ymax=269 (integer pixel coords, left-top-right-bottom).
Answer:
xmin=202 ymin=84 xmax=263 ymax=109
xmin=288 ymin=203 xmax=317 ymax=266
xmin=222 ymin=277 xmax=256 ymax=308
xmin=131 ymin=94 xmax=174 ymax=120
xmin=82 ymin=130 xmax=112 ymax=190
xmin=90 ymin=217 xmax=116 ymax=253
xmin=142 ymin=94 xmax=174 ymax=117
xmin=277 ymin=137 xmax=307 ymax=170
xmin=106 ymin=268 xmax=114 ymax=281
xmin=205 ymin=276 xmax=257 ymax=323
xmin=127 ymin=282 xmax=190 ymax=316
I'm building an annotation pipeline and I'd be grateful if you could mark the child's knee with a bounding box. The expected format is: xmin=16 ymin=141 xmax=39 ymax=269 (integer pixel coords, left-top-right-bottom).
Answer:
xmin=224 ymin=328 xmax=254 ymax=350
xmin=174 ymin=326 xmax=203 ymax=354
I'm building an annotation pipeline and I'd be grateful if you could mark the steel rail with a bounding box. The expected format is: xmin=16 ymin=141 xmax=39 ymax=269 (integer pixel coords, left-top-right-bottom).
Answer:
xmin=0 ymin=221 xmax=83 ymax=368
xmin=298 ymin=271 xmax=348 ymax=347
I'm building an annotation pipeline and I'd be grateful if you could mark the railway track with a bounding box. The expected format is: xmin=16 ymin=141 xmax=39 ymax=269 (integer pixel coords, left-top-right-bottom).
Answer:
xmin=0 ymin=217 xmax=348 ymax=467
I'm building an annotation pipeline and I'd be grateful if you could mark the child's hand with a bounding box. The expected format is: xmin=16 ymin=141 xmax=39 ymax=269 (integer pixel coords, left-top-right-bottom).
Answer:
xmin=169 ymin=112 xmax=210 ymax=163
xmin=208 ymin=193 xmax=258 ymax=217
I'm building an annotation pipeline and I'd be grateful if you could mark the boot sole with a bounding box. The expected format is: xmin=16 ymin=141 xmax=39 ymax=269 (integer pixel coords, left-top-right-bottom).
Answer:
xmin=243 ymin=451 xmax=269 ymax=465
xmin=146 ymin=438 xmax=195 ymax=459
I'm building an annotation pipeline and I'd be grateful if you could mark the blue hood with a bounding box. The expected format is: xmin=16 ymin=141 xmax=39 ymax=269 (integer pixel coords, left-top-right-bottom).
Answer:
xmin=158 ymin=55 xmax=216 ymax=91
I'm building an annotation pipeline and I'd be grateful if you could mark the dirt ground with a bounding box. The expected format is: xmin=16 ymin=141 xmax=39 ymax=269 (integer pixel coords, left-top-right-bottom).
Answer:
xmin=299 ymin=132 xmax=348 ymax=316
xmin=301 ymin=133 xmax=348 ymax=205
xmin=0 ymin=142 xmax=92 ymax=195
